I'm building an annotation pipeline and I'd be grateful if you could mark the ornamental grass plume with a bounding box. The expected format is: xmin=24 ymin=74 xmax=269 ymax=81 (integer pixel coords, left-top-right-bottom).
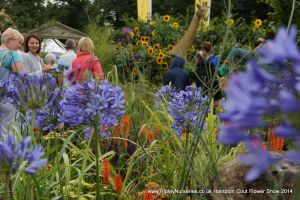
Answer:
xmin=113 ymin=174 xmax=123 ymax=194
xmin=219 ymin=26 xmax=300 ymax=182
xmin=0 ymin=134 xmax=47 ymax=174
xmin=101 ymin=159 xmax=110 ymax=184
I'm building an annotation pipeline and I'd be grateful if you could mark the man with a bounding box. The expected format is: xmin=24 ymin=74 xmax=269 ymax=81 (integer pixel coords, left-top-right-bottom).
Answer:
xmin=57 ymin=39 xmax=77 ymax=87
xmin=163 ymin=56 xmax=191 ymax=91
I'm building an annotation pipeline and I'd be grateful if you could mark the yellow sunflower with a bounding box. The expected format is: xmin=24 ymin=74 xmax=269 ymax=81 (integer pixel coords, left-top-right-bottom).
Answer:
xmin=156 ymin=57 xmax=163 ymax=64
xmin=163 ymin=15 xmax=170 ymax=22
xmin=140 ymin=36 xmax=146 ymax=42
xmin=168 ymin=44 xmax=174 ymax=51
xmin=224 ymin=19 xmax=234 ymax=25
xmin=254 ymin=19 xmax=262 ymax=28
xmin=129 ymin=32 xmax=135 ymax=38
xmin=162 ymin=62 xmax=168 ymax=70
xmin=158 ymin=52 xmax=165 ymax=58
xmin=134 ymin=27 xmax=140 ymax=34
xmin=141 ymin=41 xmax=148 ymax=47
xmin=147 ymin=47 xmax=154 ymax=56
xmin=144 ymin=36 xmax=149 ymax=42
xmin=154 ymin=44 xmax=160 ymax=50
xmin=172 ymin=22 xmax=179 ymax=29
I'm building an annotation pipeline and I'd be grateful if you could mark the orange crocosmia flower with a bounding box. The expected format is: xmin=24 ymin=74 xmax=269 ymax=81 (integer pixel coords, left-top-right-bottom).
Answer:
xmin=143 ymin=190 xmax=154 ymax=200
xmin=114 ymin=174 xmax=123 ymax=194
xmin=120 ymin=115 xmax=130 ymax=148
xmin=101 ymin=159 xmax=110 ymax=184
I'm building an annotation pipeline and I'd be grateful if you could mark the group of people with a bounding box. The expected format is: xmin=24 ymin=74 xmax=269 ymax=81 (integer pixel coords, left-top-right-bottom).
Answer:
xmin=0 ymin=27 xmax=105 ymax=135
xmin=163 ymin=42 xmax=223 ymax=102
xmin=163 ymin=31 xmax=276 ymax=104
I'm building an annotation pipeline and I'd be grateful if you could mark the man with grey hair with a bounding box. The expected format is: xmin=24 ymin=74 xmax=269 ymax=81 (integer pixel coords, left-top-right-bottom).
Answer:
xmin=57 ymin=39 xmax=77 ymax=87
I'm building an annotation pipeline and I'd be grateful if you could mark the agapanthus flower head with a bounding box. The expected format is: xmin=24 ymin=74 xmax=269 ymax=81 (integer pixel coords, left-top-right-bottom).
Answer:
xmin=27 ymin=88 xmax=63 ymax=132
xmin=9 ymin=73 xmax=57 ymax=111
xmin=220 ymin=27 xmax=300 ymax=182
xmin=0 ymin=134 xmax=47 ymax=174
xmin=59 ymin=80 xmax=125 ymax=136
xmin=259 ymin=26 xmax=300 ymax=66
xmin=0 ymin=79 xmax=16 ymax=104
xmin=156 ymin=85 xmax=208 ymax=137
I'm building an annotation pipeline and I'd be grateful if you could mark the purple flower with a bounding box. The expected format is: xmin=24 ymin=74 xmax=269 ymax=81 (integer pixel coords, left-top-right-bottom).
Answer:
xmin=219 ymin=27 xmax=300 ymax=182
xmin=0 ymin=134 xmax=47 ymax=174
xmin=59 ymin=80 xmax=125 ymax=137
xmin=122 ymin=27 xmax=133 ymax=35
xmin=259 ymin=26 xmax=300 ymax=66
xmin=9 ymin=73 xmax=57 ymax=111
xmin=157 ymin=85 xmax=207 ymax=137
xmin=239 ymin=140 xmax=281 ymax=182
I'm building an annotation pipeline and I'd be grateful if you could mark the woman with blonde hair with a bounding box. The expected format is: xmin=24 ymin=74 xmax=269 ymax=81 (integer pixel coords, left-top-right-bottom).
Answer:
xmin=0 ymin=27 xmax=25 ymax=80
xmin=0 ymin=27 xmax=25 ymax=135
xmin=71 ymin=37 xmax=104 ymax=83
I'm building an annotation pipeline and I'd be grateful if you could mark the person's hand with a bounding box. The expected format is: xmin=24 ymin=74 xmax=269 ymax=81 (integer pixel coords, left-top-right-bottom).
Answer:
xmin=43 ymin=64 xmax=54 ymax=72
xmin=195 ymin=4 xmax=208 ymax=20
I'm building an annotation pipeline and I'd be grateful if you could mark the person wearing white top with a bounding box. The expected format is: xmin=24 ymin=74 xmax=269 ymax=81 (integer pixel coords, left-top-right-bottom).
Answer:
xmin=22 ymin=35 xmax=52 ymax=75
xmin=57 ymin=39 xmax=77 ymax=87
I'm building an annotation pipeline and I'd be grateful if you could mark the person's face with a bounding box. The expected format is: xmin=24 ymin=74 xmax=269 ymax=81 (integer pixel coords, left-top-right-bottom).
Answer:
xmin=6 ymin=38 xmax=21 ymax=50
xmin=28 ymin=37 xmax=40 ymax=54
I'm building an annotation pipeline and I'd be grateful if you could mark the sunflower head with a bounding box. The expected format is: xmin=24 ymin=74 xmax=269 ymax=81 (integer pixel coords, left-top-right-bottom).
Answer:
xmin=158 ymin=52 xmax=165 ymax=58
xmin=163 ymin=15 xmax=171 ymax=22
xmin=168 ymin=44 xmax=174 ymax=51
xmin=129 ymin=32 xmax=135 ymax=38
xmin=172 ymin=22 xmax=179 ymax=29
xmin=134 ymin=27 xmax=140 ymax=34
xmin=147 ymin=47 xmax=154 ymax=56
xmin=141 ymin=41 xmax=148 ymax=47
xmin=254 ymin=19 xmax=262 ymax=27
xmin=156 ymin=57 xmax=163 ymax=64
xmin=161 ymin=62 xmax=168 ymax=70
xmin=140 ymin=36 xmax=146 ymax=42
xmin=154 ymin=44 xmax=160 ymax=50
xmin=224 ymin=19 xmax=234 ymax=25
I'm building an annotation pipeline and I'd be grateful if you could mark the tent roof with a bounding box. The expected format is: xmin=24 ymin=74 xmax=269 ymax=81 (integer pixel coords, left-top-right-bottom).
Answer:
xmin=25 ymin=21 xmax=85 ymax=40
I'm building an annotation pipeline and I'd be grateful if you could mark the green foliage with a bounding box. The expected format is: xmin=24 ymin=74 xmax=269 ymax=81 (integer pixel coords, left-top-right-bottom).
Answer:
xmin=85 ymin=23 xmax=117 ymax=75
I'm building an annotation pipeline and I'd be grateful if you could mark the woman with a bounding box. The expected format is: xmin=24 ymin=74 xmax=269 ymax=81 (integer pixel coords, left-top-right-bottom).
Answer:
xmin=22 ymin=34 xmax=52 ymax=74
xmin=72 ymin=37 xmax=104 ymax=83
xmin=0 ymin=28 xmax=25 ymax=135
xmin=0 ymin=28 xmax=25 ymax=79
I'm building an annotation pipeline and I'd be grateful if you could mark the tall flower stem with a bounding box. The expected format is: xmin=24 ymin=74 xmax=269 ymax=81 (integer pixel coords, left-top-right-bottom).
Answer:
xmin=4 ymin=172 xmax=13 ymax=200
xmin=94 ymin=117 xmax=101 ymax=199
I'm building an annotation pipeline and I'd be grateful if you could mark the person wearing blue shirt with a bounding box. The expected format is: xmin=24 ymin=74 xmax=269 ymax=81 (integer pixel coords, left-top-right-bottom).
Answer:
xmin=0 ymin=28 xmax=25 ymax=136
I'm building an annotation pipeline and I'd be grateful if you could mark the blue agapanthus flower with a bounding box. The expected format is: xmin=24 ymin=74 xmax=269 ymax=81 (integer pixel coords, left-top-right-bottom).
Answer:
xmin=0 ymin=134 xmax=47 ymax=174
xmin=219 ymin=27 xmax=300 ymax=182
xmin=156 ymin=85 xmax=208 ymax=137
xmin=8 ymin=73 xmax=57 ymax=111
xmin=0 ymin=79 xmax=17 ymax=104
xmin=26 ymin=88 xmax=63 ymax=131
xmin=59 ymin=80 xmax=125 ymax=137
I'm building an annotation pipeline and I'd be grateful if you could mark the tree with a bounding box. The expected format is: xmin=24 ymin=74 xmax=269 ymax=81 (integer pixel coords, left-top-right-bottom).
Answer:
xmin=1 ymin=0 xmax=46 ymax=31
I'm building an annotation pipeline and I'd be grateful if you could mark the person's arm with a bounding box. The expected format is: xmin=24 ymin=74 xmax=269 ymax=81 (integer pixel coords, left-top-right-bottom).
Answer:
xmin=10 ymin=51 xmax=25 ymax=73
xmin=92 ymin=56 xmax=104 ymax=80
